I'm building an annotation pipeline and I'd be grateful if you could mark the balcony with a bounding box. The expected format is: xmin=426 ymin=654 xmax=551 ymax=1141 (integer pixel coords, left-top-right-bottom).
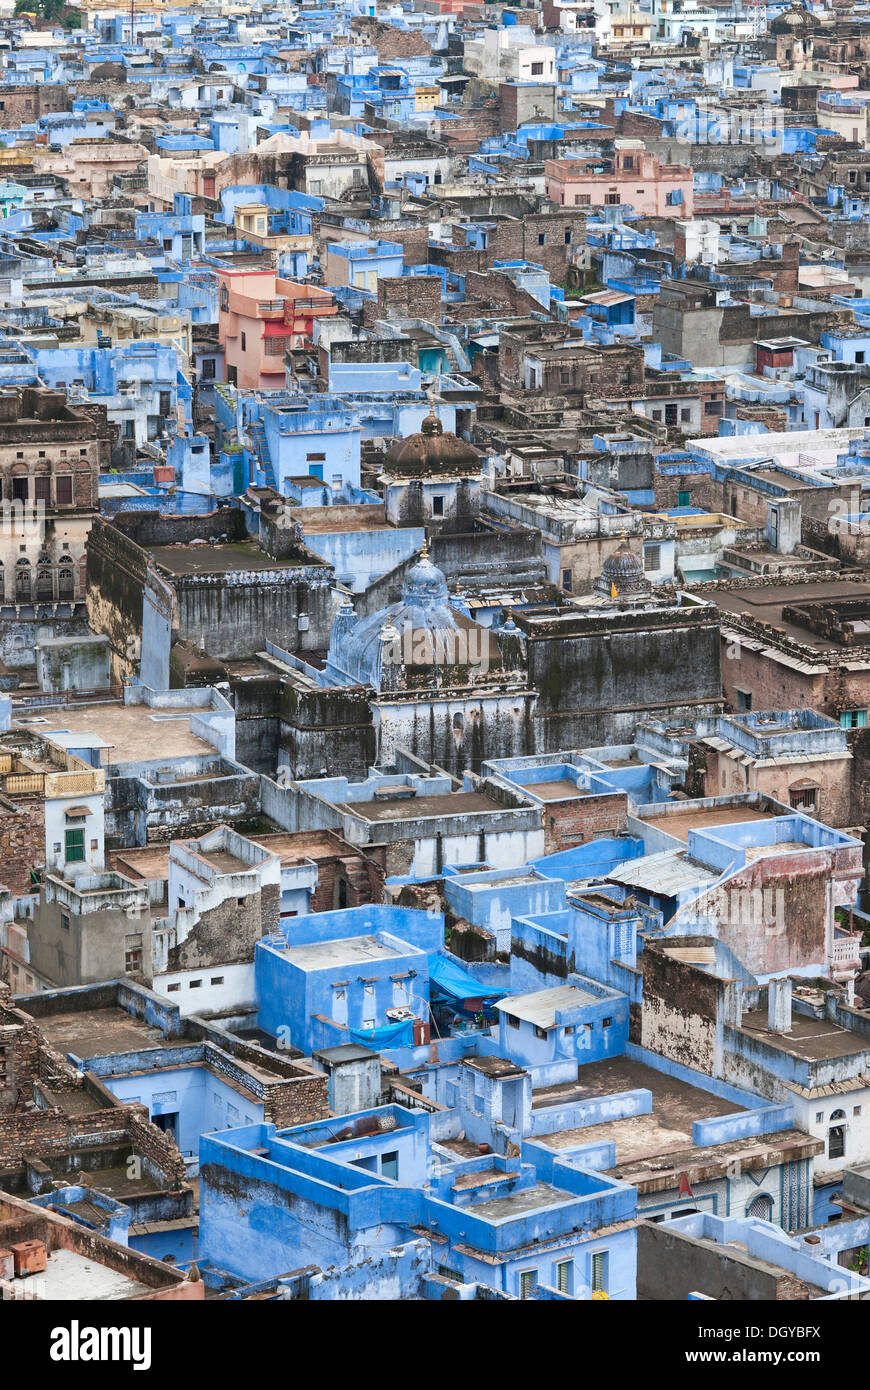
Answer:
xmin=832 ymin=931 xmax=862 ymax=969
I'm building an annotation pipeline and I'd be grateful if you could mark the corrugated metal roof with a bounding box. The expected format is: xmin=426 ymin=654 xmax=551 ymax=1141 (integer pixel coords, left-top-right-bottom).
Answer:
xmin=607 ymin=849 xmax=712 ymax=896
xmin=494 ymin=983 xmax=599 ymax=1029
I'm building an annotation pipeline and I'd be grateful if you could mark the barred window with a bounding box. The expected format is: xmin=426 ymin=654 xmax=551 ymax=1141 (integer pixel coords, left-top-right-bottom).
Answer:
xmin=265 ymin=336 xmax=291 ymax=356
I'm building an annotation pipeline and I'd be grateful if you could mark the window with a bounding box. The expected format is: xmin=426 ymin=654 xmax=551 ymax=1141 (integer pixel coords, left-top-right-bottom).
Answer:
xmin=828 ymin=1111 xmax=846 ymax=1160
xmin=555 ymin=1260 xmax=573 ymax=1295
xmin=159 ymin=392 xmax=171 ymax=417
xmin=562 ymin=568 xmax=572 ymax=591
xmin=381 ymin=1150 xmax=399 ymax=1180
xmin=530 ymin=62 xmax=544 ymax=75
xmin=605 ymin=193 xmax=620 ymax=206
xmin=602 ymin=1017 xmax=612 ymax=1029
xmin=680 ymin=408 xmax=691 ymax=423
xmin=854 ymin=1105 xmax=862 ymax=1116
xmin=167 ymin=982 xmax=180 ymax=993
xmin=789 ymin=786 xmax=818 ymax=812
xmin=534 ymin=1025 xmax=548 ymax=1040
xmin=12 ymin=477 xmax=27 ymax=502
xmin=735 ymin=689 xmax=752 ymax=712
xmin=623 ymin=155 xmax=634 ymax=170
xmin=240 ymin=331 xmax=247 ymax=352
xmin=56 ymin=475 xmax=72 ymax=505
xmin=125 ymin=948 xmax=142 ymax=974
xmin=64 ymin=827 xmax=85 ymax=863
xmin=200 ymin=357 xmax=215 ymax=380
xmin=211 ymin=976 xmax=224 ymax=986
xmin=538 ymin=233 xmax=545 ymax=246
xmin=841 ymin=710 xmax=867 ymax=729
xmin=519 ymin=1269 xmax=537 ymax=1300
xmin=189 ymin=979 xmax=202 ymax=989
xmin=677 ymin=490 xmax=691 ymax=507
xmin=432 ymin=495 xmax=445 ymax=516
xmin=816 ymin=1111 xmax=824 ymax=1124
xmin=564 ymin=229 xmax=572 ymax=245
xmin=34 ymin=477 xmax=50 ymax=503
xmin=705 ymin=400 xmax=723 ymax=416
xmin=644 ymin=544 xmax=660 ymax=572
xmin=857 ymin=351 xmax=865 ymax=365
xmin=60 ymin=912 xmax=70 ymax=932
xmin=560 ymin=367 xmax=570 ymax=386
xmin=746 ymin=1193 xmax=773 ymax=1221
xmin=590 ymin=1251 xmax=608 ymax=1294
xmin=506 ymin=1014 xmax=519 ymax=1029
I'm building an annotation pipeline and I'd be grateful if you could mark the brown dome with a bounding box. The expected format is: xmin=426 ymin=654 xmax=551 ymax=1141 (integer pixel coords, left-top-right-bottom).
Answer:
xmin=771 ymin=3 xmax=820 ymax=33
xmin=382 ymin=409 xmax=481 ymax=477
xmin=91 ymin=61 xmax=127 ymax=80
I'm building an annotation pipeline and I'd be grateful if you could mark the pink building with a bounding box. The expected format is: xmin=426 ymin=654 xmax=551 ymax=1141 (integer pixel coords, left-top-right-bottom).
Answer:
xmin=217 ymin=270 xmax=337 ymax=391
xmin=545 ymin=140 xmax=694 ymax=218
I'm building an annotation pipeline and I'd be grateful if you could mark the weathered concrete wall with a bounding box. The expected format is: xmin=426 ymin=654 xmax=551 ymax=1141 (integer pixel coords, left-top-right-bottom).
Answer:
xmin=641 ymin=942 xmax=720 ymax=1075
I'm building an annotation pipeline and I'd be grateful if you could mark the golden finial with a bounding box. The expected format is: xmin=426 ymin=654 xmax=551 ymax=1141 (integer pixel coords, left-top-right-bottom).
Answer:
xmin=421 ymin=535 xmax=429 ymax=560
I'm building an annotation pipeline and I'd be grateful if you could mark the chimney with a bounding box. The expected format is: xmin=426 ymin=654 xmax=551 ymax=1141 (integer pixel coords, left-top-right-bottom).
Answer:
xmin=767 ymin=977 xmax=792 ymax=1034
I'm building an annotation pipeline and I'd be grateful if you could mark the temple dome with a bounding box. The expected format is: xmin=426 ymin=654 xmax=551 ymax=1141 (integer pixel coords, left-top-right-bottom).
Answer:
xmin=593 ymin=540 xmax=650 ymax=601
xmin=326 ymin=545 xmax=473 ymax=690
xmin=382 ymin=409 xmax=481 ymax=476
xmin=771 ymin=2 xmax=820 ymax=32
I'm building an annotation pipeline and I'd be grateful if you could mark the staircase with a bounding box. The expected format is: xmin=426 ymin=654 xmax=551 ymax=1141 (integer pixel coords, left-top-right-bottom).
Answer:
xmin=247 ymin=417 xmax=277 ymax=490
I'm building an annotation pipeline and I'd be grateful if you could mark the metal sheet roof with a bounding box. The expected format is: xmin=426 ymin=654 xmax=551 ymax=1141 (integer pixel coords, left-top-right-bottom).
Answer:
xmin=607 ymin=849 xmax=713 ymax=897
xmin=494 ymin=984 xmax=600 ymax=1029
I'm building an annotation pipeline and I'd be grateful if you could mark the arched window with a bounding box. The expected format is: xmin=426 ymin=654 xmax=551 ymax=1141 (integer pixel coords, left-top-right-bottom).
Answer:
xmin=746 ymin=1193 xmax=773 ymax=1222
xmin=58 ymin=568 xmax=74 ymax=599
xmin=36 ymin=568 xmax=52 ymax=600
xmin=15 ymin=560 xmax=30 ymax=599
xmin=829 ymin=1109 xmax=846 ymax=1161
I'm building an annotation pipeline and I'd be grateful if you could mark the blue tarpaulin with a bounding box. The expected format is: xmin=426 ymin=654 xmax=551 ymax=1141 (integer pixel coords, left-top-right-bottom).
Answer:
xmin=428 ymin=954 xmax=508 ymax=1003
xmin=349 ymin=1020 xmax=414 ymax=1049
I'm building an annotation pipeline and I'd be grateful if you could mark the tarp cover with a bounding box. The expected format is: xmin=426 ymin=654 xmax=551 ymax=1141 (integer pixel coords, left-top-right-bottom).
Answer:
xmin=349 ymin=1020 xmax=414 ymax=1049
xmin=428 ymin=954 xmax=508 ymax=1002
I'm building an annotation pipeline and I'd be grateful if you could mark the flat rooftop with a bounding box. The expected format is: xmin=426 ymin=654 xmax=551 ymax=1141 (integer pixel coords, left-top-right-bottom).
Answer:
xmin=740 ymin=1009 xmax=869 ymax=1062
xmin=523 ymin=778 xmax=588 ymax=801
xmin=34 ymin=1005 xmax=164 ymax=1059
xmin=251 ymin=831 xmax=343 ymax=865
xmin=346 ymin=791 xmax=500 ymax=823
xmin=533 ymin=1056 xmax=740 ymax=1158
xmin=278 ymin=934 xmax=407 ymax=971
xmin=714 ymin=580 xmax=870 ymax=652
xmin=30 ymin=704 xmax=216 ymax=764
xmin=194 ymin=848 xmax=252 ymax=876
xmin=14 ymin=1246 xmax=151 ymax=1301
xmin=150 ymin=542 xmax=323 ymax=576
xmin=468 ymin=1180 xmax=571 ymax=1222
xmin=642 ymin=805 xmax=778 ymax=842
xmin=112 ymin=846 xmax=171 ymax=881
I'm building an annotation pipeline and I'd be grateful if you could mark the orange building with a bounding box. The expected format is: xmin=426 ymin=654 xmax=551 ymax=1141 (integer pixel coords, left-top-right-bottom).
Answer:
xmin=217 ymin=270 xmax=337 ymax=390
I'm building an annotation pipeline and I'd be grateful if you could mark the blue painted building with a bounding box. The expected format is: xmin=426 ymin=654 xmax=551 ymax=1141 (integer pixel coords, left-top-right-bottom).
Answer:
xmin=198 ymin=1104 xmax=637 ymax=1298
